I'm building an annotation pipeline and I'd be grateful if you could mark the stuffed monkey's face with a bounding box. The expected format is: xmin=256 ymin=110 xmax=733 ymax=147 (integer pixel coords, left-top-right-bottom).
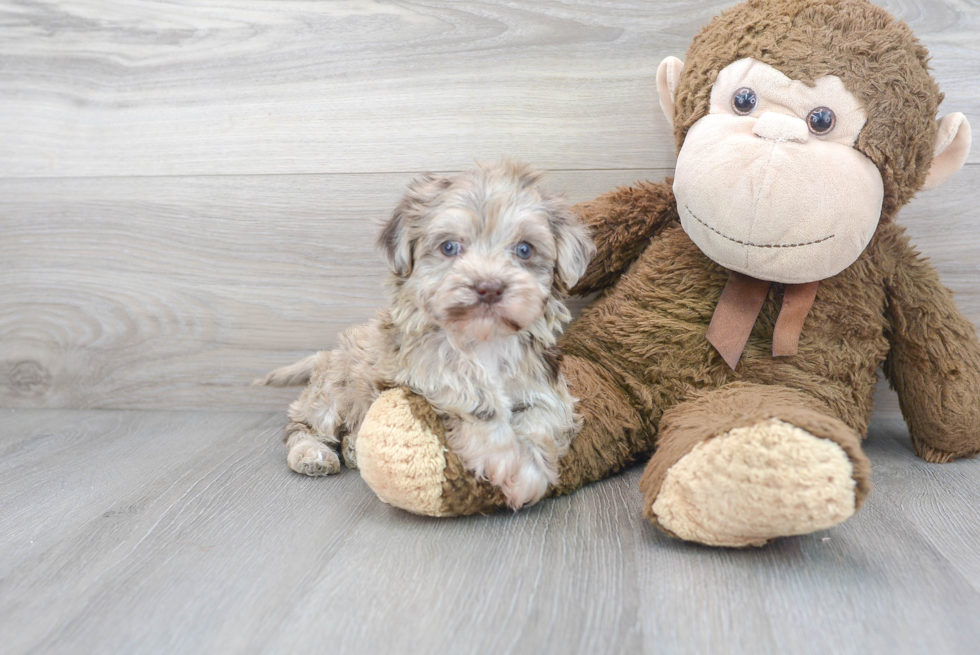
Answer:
xmin=672 ymin=58 xmax=885 ymax=284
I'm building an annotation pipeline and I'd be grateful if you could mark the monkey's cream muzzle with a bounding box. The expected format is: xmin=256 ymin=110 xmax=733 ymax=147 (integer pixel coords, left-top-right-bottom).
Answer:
xmin=673 ymin=59 xmax=884 ymax=285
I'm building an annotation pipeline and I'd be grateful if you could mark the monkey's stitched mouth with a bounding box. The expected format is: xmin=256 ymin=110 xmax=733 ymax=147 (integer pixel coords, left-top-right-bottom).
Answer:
xmin=684 ymin=205 xmax=835 ymax=249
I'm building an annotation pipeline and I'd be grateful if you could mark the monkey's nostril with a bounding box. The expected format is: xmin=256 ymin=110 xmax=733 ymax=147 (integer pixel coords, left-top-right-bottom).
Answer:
xmin=475 ymin=280 xmax=505 ymax=303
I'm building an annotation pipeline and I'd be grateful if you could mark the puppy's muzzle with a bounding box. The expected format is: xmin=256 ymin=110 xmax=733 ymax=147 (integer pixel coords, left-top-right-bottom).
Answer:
xmin=475 ymin=280 xmax=506 ymax=305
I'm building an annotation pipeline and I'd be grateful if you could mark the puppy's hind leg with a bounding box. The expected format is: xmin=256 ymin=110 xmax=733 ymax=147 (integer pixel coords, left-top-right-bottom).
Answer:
xmin=280 ymin=320 xmax=386 ymax=476
xmin=283 ymin=364 xmax=345 ymax=476
xmin=284 ymin=421 xmax=342 ymax=476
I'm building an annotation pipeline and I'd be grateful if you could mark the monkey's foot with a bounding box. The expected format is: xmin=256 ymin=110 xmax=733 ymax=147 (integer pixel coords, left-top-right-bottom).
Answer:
xmin=643 ymin=419 xmax=861 ymax=547
xmin=356 ymin=388 xmax=506 ymax=517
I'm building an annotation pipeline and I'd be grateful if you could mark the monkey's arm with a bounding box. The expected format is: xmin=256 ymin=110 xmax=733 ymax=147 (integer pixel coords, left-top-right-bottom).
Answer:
xmin=882 ymin=234 xmax=980 ymax=462
xmin=570 ymin=179 xmax=678 ymax=296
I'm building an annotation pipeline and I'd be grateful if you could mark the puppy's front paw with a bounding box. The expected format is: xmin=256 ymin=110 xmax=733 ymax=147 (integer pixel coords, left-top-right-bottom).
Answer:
xmin=287 ymin=441 xmax=341 ymax=476
xmin=499 ymin=459 xmax=552 ymax=509
xmin=449 ymin=420 xmax=560 ymax=510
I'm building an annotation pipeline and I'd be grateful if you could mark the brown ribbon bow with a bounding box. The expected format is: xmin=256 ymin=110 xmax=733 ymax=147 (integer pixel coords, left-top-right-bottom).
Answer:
xmin=705 ymin=271 xmax=819 ymax=370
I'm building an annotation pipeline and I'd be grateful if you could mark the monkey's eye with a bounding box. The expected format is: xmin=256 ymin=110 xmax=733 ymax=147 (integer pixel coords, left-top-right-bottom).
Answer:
xmin=440 ymin=241 xmax=462 ymax=257
xmin=732 ymin=87 xmax=757 ymax=115
xmin=807 ymin=107 xmax=836 ymax=134
xmin=514 ymin=242 xmax=534 ymax=260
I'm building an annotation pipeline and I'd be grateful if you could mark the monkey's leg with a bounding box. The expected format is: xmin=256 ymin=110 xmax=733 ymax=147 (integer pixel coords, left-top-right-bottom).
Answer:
xmin=355 ymin=354 xmax=655 ymax=516
xmin=640 ymin=382 xmax=871 ymax=547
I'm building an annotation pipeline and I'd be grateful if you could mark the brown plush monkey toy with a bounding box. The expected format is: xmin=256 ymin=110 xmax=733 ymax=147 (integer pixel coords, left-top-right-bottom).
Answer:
xmin=353 ymin=0 xmax=979 ymax=547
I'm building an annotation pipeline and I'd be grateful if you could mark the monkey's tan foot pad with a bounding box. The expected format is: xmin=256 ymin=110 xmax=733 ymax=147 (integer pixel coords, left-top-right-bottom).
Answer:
xmin=356 ymin=388 xmax=506 ymax=517
xmin=646 ymin=419 xmax=858 ymax=548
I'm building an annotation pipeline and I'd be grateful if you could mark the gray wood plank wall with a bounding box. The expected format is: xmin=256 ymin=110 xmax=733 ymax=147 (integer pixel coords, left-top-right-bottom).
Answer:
xmin=1 ymin=0 xmax=978 ymax=411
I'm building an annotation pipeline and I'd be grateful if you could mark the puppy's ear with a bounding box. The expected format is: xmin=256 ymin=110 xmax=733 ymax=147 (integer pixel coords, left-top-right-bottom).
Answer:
xmin=547 ymin=198 xmax=596 ymax=292
xmin=377 ymin=202 xmax=414 ymax=278
xmin=378 ymin=172 xmax=452 ymax=277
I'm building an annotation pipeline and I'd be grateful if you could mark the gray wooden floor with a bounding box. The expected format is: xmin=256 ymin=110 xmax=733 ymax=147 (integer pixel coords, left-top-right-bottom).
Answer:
xmin=2 ymin=409 xmax=978 ymax=655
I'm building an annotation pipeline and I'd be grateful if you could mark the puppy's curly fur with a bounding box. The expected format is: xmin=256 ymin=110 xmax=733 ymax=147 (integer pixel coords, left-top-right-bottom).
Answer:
xmin=257 ymin=160 xmax=595 ymax=508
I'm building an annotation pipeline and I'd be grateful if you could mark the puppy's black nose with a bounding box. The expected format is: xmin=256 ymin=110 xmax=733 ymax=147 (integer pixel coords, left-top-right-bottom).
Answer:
xmin=475 ymin=280 xmax=505 ymax=304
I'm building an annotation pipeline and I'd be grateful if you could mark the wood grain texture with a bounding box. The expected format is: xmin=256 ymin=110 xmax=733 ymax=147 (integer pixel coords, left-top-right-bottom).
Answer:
xmin=1 ymin=409 xmax=979 ymax=654
xmin=1 ymin=165 xmax=978 ymax=412
xmin=0 ymin=0 xmax=977 ymax=178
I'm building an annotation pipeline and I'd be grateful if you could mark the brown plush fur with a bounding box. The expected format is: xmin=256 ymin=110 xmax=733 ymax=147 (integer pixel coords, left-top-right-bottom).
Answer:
xmin=419 ymin=0 xmax=980 ymax=519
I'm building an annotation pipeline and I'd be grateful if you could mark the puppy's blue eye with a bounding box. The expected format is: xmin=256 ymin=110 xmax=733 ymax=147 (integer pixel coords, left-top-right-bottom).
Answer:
xmin=514 ymin=242 xmax=534 ymax=260
xmin=732 ymin=87 xmax=757 ymax=115
xmin=440 ymin=241 xmax=462 ymax=257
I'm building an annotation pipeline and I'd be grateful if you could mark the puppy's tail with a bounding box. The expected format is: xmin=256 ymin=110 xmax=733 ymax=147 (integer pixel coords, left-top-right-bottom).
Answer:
xmin=252 ymin=353 xmax=323 ymax=387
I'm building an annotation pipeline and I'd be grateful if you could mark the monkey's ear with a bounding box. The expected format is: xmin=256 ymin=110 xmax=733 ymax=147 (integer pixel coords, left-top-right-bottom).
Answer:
xmin=922 ymin=113 xmax=972 ymax=191
xmin=657 ymin=57 xmax=685 ymax=127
